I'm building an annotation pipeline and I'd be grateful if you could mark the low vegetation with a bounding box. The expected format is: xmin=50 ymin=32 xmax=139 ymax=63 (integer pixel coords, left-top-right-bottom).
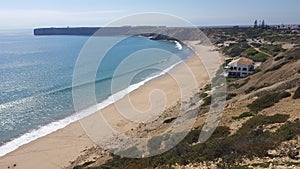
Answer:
xmin=73 ymin=27 xmax=300 ymax=169
xmin=266 ymin=61 xmax=288 ymax=72
xmin=202 ymin=95 xmax=212 ymax=106
xmin=232 ymin=112 xmax=254 ymax=120
xmin=264 ymin=34 xmax=300 ymax=44
xmin=293 ymin=87 xmax=300 ymax=99
xmin=249 ymin=53 xmax=269 ymax=62
xmin=244 ymin=47 xmax=258 ymax=56
xmin=85 ymin=114 xmax=300 ymax=169
xmin=245 ymin=86 xmax=256 ymax=94
xmin=258 ymin=44 xmax=285 ymax=56
xmin=283 ymin=47 xmax=300 ymax=61
xmin=229 ymin=78 xmax=250 ymax=89
xmin=223 ymin=42 xmax=250 ymax=57
xmin=247 ymin=91 xmax=291 ymax=113
xmin=244 ymin=83 xmax=270 ymax=94
xmin=226 ymin=93 xmax=237 ymax=100
xmin=199 ymin=92 xmax=208 ymax=99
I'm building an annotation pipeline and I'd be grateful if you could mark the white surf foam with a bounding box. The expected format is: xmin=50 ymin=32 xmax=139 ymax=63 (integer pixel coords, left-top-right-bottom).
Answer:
xmin=0 ymin=61 xmax=182 ymax=157
xmin=174 ymin=41 xmax=183 ymax=50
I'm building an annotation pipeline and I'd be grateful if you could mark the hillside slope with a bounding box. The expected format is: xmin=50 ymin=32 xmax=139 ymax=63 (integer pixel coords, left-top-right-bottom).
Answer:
xmin=70 ymin=32 xmax=300 ymax=169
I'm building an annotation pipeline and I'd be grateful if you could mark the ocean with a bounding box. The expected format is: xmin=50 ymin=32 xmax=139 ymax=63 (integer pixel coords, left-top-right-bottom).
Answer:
xmin=0 ymin=29 xmax=193 ymax=156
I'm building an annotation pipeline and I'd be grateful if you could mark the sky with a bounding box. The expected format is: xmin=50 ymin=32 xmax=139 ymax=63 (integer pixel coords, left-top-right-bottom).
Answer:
xmin=1 ymin=0 xmax=300 ymax=29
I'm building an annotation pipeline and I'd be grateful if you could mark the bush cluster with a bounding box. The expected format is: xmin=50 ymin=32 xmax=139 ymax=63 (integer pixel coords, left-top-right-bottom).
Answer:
xmin=266 ymin=61 xmax=288 ymax=72
xmin=249 ymin=53 xmax=269 ymax=62
xmin=232 ymin=112 xmax=254 ymax=120
xmin=259 ymin=44 xmax=285 ymax=56
xmin=247 ymin=91 xmax=291 ymax=113
xmin=199 ymin=92 xmax=208 ymax=99
xmin=293 ymin=87 xmax=300 ymax=99
xmin=92 ymin=114 xmax=300 ymax=169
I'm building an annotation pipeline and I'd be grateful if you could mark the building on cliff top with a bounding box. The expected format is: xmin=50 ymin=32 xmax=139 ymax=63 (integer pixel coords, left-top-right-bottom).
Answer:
xmin=223 ymin=57 xmax=255 ymax=78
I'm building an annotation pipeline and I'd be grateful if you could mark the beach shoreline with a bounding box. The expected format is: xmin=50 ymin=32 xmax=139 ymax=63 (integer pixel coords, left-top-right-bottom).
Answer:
xmin=0 ymin=41 xmax=221 ymax=169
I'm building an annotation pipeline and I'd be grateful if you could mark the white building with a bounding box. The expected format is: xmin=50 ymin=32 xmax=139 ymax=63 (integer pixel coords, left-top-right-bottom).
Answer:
xmin=275 ymin=24 xmax=300 ymax=30
xmin=224 ymin=57 xmax=255 ymax=78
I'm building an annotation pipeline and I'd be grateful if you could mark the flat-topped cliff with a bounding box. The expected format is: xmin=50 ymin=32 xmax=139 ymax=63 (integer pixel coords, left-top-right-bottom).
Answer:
xmin=33 ymin=26 xmax=209 ymax=41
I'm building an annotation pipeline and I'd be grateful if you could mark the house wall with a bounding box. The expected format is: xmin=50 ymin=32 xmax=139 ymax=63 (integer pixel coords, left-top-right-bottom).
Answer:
xmin=226 ymin=62 xmax=254 ymax=78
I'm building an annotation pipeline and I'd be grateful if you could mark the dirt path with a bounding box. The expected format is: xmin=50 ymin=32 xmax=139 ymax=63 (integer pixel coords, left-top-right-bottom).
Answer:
xmin=248 ymin=43 xmax=273 ymax=57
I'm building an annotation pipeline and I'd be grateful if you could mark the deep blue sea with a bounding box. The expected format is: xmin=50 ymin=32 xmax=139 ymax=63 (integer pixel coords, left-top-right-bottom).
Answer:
xmin=0 ymin=29 xmax=192 ymax=156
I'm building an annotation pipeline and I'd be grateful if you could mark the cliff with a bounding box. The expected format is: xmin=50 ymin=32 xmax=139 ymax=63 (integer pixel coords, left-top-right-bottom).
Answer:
xmin=34 ymin=27 xmax=100 ymax=36
xmin=33 ymin=26 xmax=208 ymax=41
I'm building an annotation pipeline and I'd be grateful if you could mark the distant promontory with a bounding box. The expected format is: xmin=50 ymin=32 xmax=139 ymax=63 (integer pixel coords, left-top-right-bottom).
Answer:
xmin=33 ymin=26 xmax=208 ymax=42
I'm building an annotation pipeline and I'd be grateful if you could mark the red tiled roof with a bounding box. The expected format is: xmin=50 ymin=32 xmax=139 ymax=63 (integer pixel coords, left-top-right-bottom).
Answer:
xmin=229 ymin=57 xmax=253 ymax=66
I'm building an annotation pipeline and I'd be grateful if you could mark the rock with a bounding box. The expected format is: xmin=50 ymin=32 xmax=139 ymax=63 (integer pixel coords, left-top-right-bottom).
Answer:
xmin=268 ymin=149 xmax=280 ymax=157
xmin=288 ymin=150 xmax=299 ymax=160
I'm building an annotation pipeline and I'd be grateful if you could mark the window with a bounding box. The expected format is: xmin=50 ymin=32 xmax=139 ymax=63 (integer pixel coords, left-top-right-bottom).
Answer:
xmin=249 ymin=66 xmax=254 ymax=71
xmin=242 ymin=68 xmax=247 ymax=71
xmin=229 ymin=72 xmax=236 ymax=76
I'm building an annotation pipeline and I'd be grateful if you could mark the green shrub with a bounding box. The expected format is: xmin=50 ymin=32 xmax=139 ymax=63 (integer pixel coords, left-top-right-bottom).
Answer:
xmin=266 ymin=61 xmax=288 ymax=72
xmin=293 ymin=87 xmax=300 ymax=99
xmin=232 ymin=112 xmax=254 ymax=120
xmin=251 ymin=162 xmax=271 ymax=168
xmin=223 ymin=43 xmax=250 ymax=57
xmin=274 ymin=56 xmax=284 ymax=61
xmin=227 ymin=93 xmax=237 ymax=100
xmin=233 ymin=165 xmax=251 ymax=169
xmin=236 ymin=114 xmax=290 ymax=136
xmin=249 ymin=53 xmax=269 ymax=62
xmin=245 ymin=86 xmax=256 ymax=94
xmin=224 ymin=59 xmax=233 ymax=66
xmin=265 ymin=114 xmax=290 ymax=124
xmin=286 ymin=162 xmax=300 ymax=166
xmin=258 ymin=44 xmax=285 ymax=56
xmin=254 ymin=68 xmax=262 ymax=73
xmin=245 ymin=47 xmax=258 ymax=56
xmin=202 ymin=95 xmax=212 ymax=106
xmin=279 ymin=91 xmax=291 ymax=98
xmin=247 ymin=91 xmax=291 ymax=112
xmin=251 ymin=43 xmax=261 ymax=48
xmin=273 ymin=120 xmax=300 ymax=141
xmin=199 ymin=92 xmax=208 ymax=99
xmin=209 ymin=126 xmax=231 ymax=139
xmin=245 ymin=83 xmax=272 ymax=94
xmin=95 ymin=114 xmax=298 ymax=169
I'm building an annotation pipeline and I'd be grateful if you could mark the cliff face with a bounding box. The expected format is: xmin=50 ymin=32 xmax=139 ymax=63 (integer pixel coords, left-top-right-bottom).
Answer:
xmin=33 ymin=27 xmax=209 ymax=41
xmin=34 ymin=27 xmax=100 ymax=36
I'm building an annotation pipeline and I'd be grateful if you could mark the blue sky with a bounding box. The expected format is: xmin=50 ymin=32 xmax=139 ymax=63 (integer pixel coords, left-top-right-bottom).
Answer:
xmin=1 ymin=0 xmax=300 ymax=29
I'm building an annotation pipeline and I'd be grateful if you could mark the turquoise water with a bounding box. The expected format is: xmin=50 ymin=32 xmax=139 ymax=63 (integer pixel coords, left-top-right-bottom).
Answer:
xmin=0 ymin=30 xmax=192 ymax=155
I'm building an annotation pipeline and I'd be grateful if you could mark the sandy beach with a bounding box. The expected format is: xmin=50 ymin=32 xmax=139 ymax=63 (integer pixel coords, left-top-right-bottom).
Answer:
xmin=0 ymin=41 xmax=221 ymax=169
